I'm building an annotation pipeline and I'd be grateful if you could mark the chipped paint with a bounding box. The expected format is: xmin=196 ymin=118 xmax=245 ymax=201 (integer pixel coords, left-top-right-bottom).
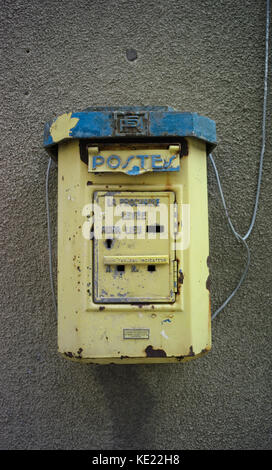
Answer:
xmin=50 ymin=112 xmax=79 ymax=143
xmin=44 ymin=107 xmax=217 ymax=152
xmin=178 ymin=269 xmax=184 ymax=285
xmin=145 ymin=345 xmax=167 ymax=358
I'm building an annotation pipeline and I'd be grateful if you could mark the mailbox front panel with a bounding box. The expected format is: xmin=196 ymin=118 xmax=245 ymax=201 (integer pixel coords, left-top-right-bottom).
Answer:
xmin=56 ymin=137 xmax=211 ymax=364
xmin=93 ymin=190 xmax=176 ymax=304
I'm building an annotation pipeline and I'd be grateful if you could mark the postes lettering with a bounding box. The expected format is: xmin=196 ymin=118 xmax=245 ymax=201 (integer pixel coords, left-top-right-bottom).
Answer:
xmin=92 ymin=154 xmax=179 ymax=174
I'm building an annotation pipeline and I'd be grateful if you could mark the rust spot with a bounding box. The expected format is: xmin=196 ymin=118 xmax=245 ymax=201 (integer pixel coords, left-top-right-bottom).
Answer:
xmin=75 ymin=348 xmax=83 ymax=359
xmin=77 ymin=266 xmax=81 ymax=272
xmin=64 ymin=352 xmax=73 ymax=358
xmin=120 ymin=355 xmax=129 ymax=359
xmin=176 ymin=267 xmax=184 ymax=295
xmin=176 ymin=355 xmax=185 ymax=361
xmin=176 ymin=345 xmax=195 ymax=361
xmin=201 ymin=348 xmax=209 ymax=354
xmin=206 ymin=275 xmax=211 ymax=292
xmin=99 ymin=306 xmax=105 ymax=311
xmin=145 ymin=345 xmax=167 ymax=358
xmin=62 ymin=176 xmax=64 ymax=181
xmin=178 ymin=269 xmax=184 ymax=285
xmin=75 ymin=328 xmax=78 ymax=332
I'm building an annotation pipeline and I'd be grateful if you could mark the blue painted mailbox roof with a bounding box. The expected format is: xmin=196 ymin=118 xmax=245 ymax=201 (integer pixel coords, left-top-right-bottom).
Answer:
xmin=44 ymin=106 xmax=216 ymax=153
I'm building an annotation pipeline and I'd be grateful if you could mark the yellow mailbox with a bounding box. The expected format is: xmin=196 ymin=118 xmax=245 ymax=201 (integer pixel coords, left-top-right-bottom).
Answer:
xmin=44 ymin=106 xmax=216 ymax=364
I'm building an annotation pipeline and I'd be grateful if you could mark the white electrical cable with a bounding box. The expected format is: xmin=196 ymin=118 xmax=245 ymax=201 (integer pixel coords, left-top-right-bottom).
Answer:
xmin=209 ymin=154 xmax=251 ymax=320
xmin=46 ymin=157 xmax=58 ymax=318
xmin=243 ymin=0 xmax=270 ymax=241
xmin=210 ymin=0 xmax=270 ymax=320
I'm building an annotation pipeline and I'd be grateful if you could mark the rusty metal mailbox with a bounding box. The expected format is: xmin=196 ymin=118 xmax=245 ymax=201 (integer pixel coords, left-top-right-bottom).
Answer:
xmin=44 ymin=106 xmax=216 ymax=364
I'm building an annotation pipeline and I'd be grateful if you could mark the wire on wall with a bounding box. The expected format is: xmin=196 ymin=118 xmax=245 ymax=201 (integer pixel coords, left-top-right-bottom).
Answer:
xmin=210 ymin=0 xmax=270 ymax=320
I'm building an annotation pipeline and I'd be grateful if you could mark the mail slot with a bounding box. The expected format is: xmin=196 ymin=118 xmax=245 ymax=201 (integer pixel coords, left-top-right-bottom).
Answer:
xmin=44 ymin=106 xmax=216 ymax=364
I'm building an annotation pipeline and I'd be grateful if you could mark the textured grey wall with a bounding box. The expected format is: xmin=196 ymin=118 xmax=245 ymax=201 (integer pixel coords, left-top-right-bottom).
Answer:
xmin=0 ymin=0 xmax=271 ymax=450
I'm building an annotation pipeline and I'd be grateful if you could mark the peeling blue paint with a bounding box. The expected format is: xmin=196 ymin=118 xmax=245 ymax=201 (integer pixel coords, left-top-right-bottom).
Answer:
xmin=127 ymin=165 xmax=141 ymax=175
xmin=44 ymin=106 xmax=216 ymax=153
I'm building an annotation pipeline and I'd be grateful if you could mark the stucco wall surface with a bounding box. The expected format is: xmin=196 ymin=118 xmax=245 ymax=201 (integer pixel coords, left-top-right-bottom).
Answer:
xmin=0 ymin=0 xmax=271 ymax=450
